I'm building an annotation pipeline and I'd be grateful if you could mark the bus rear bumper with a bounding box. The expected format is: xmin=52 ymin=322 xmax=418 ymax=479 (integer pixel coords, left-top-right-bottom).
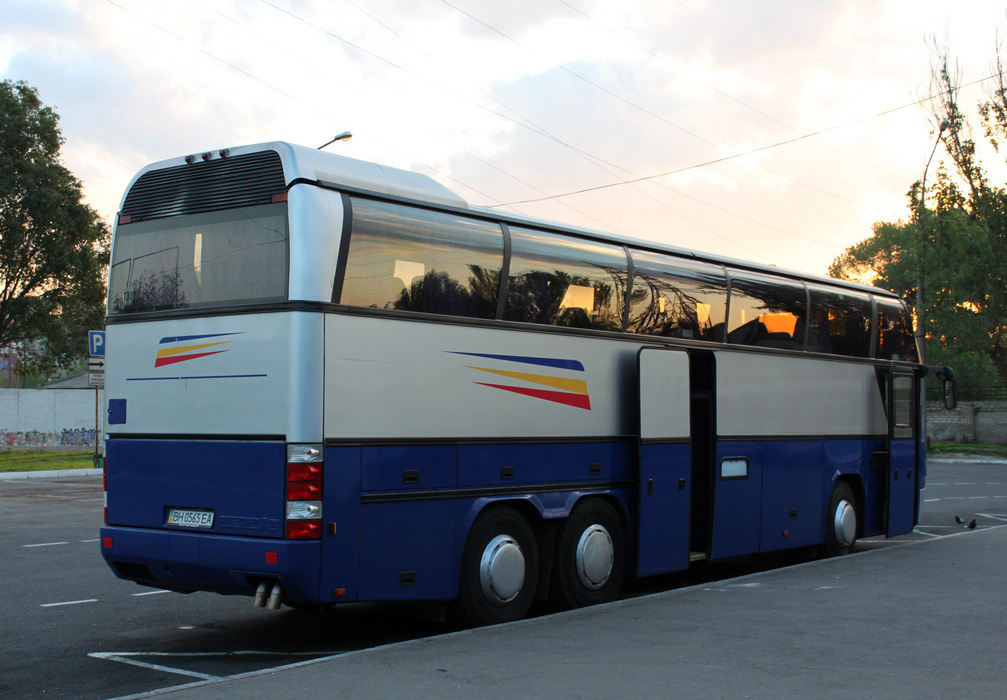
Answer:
xmin=100 ymin=525 xmax=321 ymax=603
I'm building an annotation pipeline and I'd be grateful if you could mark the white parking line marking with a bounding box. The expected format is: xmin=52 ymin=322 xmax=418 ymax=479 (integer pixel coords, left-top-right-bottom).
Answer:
xmin=89 ymin=651 xmax=343 ymax=682
xmin=132 ymin=590 xmax=171 ymax=597
xmin=88 ymin=653 xmax=219 ymax=680
xmin=40 ymin=599 xmax=98 ymax=607
xmin=79 ymin=538 xmax=100 ymax=543
xmin=23 ymin=541 xmax=68 ymax=548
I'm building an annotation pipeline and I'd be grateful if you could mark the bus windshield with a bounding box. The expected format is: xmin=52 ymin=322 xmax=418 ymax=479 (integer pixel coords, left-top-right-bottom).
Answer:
xmin=108 ymin=203 xmax=288 ymax=314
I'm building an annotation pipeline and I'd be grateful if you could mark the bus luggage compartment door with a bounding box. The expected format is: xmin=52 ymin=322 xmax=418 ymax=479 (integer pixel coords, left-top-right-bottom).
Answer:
xmin=636 ymin=348 xmax=691 ymax=577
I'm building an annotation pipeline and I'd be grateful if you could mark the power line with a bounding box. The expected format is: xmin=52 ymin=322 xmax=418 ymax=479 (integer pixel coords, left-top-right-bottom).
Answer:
xmin=493 ymin=85 xmax=994 ymax=208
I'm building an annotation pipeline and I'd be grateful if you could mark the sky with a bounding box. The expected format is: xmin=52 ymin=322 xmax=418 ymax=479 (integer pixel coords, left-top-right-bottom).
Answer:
xmin=3 ymin=0 xmax=1007 ymax=277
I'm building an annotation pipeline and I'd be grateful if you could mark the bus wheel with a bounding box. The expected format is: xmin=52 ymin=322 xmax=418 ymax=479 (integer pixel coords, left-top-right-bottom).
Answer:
xmin=551 ymin=499 xmax=626 ymax=609
xmin=454 ymin=507 xmax=539 ymax=627
xmin=821 ymin=481 xmax=858 ymax=557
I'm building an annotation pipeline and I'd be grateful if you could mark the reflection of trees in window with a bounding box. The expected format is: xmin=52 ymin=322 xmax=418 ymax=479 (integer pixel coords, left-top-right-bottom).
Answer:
xmin=112 ymin=270 xmax=187 ymax=313
xmin=629 ymin=272 xmax=720 ymax=339
xmin=392 ymin=265 xmax=499 ymax=319
xmin=505 ymin=265 xmax=625 ymax=330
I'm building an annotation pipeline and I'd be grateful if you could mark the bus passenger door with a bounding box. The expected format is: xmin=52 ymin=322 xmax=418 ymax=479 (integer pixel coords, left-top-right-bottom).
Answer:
xmin=886 ymin=371 xmax=919 ymax=536
xmin=636 ymin=347 xmax=692 ymax=577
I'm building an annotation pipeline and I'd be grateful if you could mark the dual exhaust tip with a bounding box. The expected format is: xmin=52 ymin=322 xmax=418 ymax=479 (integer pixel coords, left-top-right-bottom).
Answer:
xmin=253 ymin=580 xmax=284 ymax=610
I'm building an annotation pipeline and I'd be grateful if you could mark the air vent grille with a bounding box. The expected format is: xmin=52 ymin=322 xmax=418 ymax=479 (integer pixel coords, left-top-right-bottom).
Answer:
xmin=121 ymin=150 xmax=286 ymax=222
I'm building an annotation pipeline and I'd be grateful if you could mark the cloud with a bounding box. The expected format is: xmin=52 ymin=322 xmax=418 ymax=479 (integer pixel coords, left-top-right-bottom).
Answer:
xmin=3 ymin=0 xmax=1007 ymax=275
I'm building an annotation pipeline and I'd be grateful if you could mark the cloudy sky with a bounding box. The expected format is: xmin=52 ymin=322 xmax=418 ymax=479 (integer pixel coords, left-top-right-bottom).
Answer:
xmin=3 ymin=0 xmax=1007 ymax=276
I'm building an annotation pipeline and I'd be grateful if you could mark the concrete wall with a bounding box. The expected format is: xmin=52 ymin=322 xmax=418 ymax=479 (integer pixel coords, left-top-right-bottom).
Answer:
xmin=0 ymin=389 xmax=104 ymax=450
xmin=927 ymin=401 xmax=1007 ymax=445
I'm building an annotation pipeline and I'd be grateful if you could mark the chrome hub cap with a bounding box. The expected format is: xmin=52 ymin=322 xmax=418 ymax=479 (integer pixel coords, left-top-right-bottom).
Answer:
xmin=576 ymin=524 xmax=614 ymax=590
xmin=833 ymin=499 xmax=856 ymax=547
xmin=479 ymin=534 xmax=525 ymax=603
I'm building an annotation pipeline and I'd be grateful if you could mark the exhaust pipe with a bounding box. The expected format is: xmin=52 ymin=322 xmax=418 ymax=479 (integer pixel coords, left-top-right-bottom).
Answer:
xmin=253 ymin=581 xmax=269 ymax=608
xmin=267 ymin=581 xmax=283 ymax=610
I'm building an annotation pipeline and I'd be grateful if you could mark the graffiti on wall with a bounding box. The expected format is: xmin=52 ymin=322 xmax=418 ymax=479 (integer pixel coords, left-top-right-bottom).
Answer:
xmin=1 ymin=428 xmax=97 ymax=447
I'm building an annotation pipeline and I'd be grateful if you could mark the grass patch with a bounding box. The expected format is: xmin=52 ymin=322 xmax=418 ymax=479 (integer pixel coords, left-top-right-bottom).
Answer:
xmin=929 ymin=442 xmax=1007 ymax=458
xmin=0 ymin=450 xmax=99 ymax=473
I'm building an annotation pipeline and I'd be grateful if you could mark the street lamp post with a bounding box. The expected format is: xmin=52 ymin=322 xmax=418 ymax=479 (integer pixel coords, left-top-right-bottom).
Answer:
xmin=916 ymin=118 xmax=951 ymax=365
xmin=317 ymin=131 xmax=353 ymax=150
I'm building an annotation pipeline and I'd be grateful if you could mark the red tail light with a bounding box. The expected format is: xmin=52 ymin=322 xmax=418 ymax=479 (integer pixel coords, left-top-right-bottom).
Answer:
xmin=286 ymin=520 xmax=322 ymax=539
xmin=285 ymin=444 xmax=323 ymax=540
xmin=102 ymin=455 xmax=108 ymax=525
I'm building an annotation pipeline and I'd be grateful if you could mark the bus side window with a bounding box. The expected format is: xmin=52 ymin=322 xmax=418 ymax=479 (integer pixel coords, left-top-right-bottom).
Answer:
xmin=627 ymin=250 xmax=727 ymax=341
xmin=340 ymin=199 xmax=504 ymax=319
xmin=504 ymin=227 xmax=628 ymax=331
xmin=876 ymin=298 xmax=919 ymax=362
xmin=727 ymin=271 xmax=806 ymax=351
xmin=806 ymin=286 xmax=872 ymax=357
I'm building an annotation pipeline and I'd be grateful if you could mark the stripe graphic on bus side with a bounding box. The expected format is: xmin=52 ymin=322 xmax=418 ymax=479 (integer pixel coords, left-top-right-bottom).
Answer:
xmin=154 ymin=333 xmax=242 ymax=368
xmin=453 ymin=352 xmax=591 ymax=410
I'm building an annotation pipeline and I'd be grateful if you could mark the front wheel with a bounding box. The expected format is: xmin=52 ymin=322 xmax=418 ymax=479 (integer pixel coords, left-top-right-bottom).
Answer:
xmin=821 ymin=481 xmax=858 ymax=557
xmin=453 ymin=507 xmax=539 ymax=627
xmin=551 ymin=499 xmax=626 ymax=609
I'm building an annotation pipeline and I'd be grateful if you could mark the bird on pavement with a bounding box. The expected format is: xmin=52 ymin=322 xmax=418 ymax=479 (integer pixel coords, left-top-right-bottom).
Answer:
xmin=955 ymin=515 xmax=978 ymax=529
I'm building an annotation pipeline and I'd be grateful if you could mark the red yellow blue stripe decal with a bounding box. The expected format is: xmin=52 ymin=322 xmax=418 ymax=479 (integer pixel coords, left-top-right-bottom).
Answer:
xmin=154 ymin=333 xmax=242 ymax=368
xmin=451 ymin=352 xmax=591 ymax=410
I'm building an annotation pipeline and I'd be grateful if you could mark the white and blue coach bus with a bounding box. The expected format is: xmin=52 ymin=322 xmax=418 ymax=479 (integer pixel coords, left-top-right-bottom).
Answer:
xmin=99 ymin=142 xmax=954 ymax=625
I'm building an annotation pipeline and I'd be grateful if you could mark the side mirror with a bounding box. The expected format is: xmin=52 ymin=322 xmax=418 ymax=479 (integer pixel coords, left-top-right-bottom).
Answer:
xmin=943 ymin=371 xmax=958 ymax=410
xmin=927 ymin=365 xmax=958 ymax=410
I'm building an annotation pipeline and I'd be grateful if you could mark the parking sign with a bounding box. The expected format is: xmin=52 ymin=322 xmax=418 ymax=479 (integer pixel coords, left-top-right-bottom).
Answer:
xmin=89 ymin=330 xmax=105 ymax=356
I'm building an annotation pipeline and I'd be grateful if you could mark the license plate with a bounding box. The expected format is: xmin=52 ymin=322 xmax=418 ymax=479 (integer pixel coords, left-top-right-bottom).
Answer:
xmin=166 ymin=508 xmax=215 ymax=529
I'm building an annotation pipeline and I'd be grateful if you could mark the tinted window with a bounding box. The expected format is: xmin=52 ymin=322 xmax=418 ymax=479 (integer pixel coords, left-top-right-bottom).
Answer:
xmin=340 ymin=199 xmax=504 ymax=319
xmin=504 ymin=228 xmax=628 ymax=330
xmin=628 ymin=251 xmax=727 ymax=341
xmin=727 ymin=271 xmax=806 ymax=350
xmin=108 ymin=203 xmax=288 ymax=314
xmin=876 ymin=298 xmax=919 ymax=362
xmin=892 ymin=374 xmax=915 ymax=438
xmin=807 ymin=285 xmax=872 ymax=357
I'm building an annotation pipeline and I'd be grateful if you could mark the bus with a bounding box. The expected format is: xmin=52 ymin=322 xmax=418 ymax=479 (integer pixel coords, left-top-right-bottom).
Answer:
xmin=99 ymin=142 xmax=955 ymax=626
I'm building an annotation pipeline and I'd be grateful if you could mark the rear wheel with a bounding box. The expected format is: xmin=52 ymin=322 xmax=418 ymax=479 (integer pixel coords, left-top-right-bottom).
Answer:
xmin=454 ymin=507 xmax=539 ymax=627
xmin=551 ymin=499 xmax=626 ymax=609
xmin=821 ymin=481 xmax=858 ymax=557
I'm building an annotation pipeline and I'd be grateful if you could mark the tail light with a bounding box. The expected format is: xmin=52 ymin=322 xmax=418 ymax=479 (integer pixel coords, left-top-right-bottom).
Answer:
xmin=102 ymin=454 xmax=108 ymax=525
xmin=286 ymin=444 xmax=323 ymax=539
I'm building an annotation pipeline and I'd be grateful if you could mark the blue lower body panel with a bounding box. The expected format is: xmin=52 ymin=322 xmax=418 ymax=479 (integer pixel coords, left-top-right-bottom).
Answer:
xmin=100 ymin=525 xmax=322 ymax=602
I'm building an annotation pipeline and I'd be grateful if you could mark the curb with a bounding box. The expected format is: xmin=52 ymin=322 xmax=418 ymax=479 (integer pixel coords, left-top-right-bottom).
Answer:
xmin=0 ymin=468 xmax=102 ymax=480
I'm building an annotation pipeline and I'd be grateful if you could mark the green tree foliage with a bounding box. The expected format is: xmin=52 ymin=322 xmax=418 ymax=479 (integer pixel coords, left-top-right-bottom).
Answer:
xmin=830 ymin=49 xmax=1007 ymax=388
xmin=0 ymin=80 xmax=109 ymax=380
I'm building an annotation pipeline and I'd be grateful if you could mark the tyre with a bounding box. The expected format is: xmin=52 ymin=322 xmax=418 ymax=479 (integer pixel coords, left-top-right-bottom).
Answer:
xmin=453 ymin=507 xmax=539 ymax=627
xmin=821 ymin=481 xmax=858 ymax=557
xmin=551 ymin=499 xmax=626 ymax=609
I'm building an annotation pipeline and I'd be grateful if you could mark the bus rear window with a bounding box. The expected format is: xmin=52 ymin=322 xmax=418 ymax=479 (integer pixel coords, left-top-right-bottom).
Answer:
xmin=108 ymin=203 xmax=288 ymax=314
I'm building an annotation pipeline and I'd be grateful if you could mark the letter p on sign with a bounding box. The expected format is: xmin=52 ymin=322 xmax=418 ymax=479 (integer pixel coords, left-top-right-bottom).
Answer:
xmin=89 ymin=330 xmax=105 ymax=356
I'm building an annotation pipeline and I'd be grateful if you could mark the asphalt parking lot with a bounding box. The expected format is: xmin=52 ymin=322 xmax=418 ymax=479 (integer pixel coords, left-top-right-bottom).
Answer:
xmin=115 ymin=456 xmax=1007 ymax=700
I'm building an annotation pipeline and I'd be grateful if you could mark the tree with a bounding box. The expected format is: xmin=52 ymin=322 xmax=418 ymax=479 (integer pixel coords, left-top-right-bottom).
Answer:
xmin=0 ymin=80 xmax=109 ymax=381
xmin=830 ymin=46 xmax=1007 ymax=389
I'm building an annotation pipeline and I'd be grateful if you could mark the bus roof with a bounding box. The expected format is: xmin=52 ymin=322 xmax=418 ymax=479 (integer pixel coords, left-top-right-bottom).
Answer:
xmin=123 ymin=141 xmax=899 ymax=300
